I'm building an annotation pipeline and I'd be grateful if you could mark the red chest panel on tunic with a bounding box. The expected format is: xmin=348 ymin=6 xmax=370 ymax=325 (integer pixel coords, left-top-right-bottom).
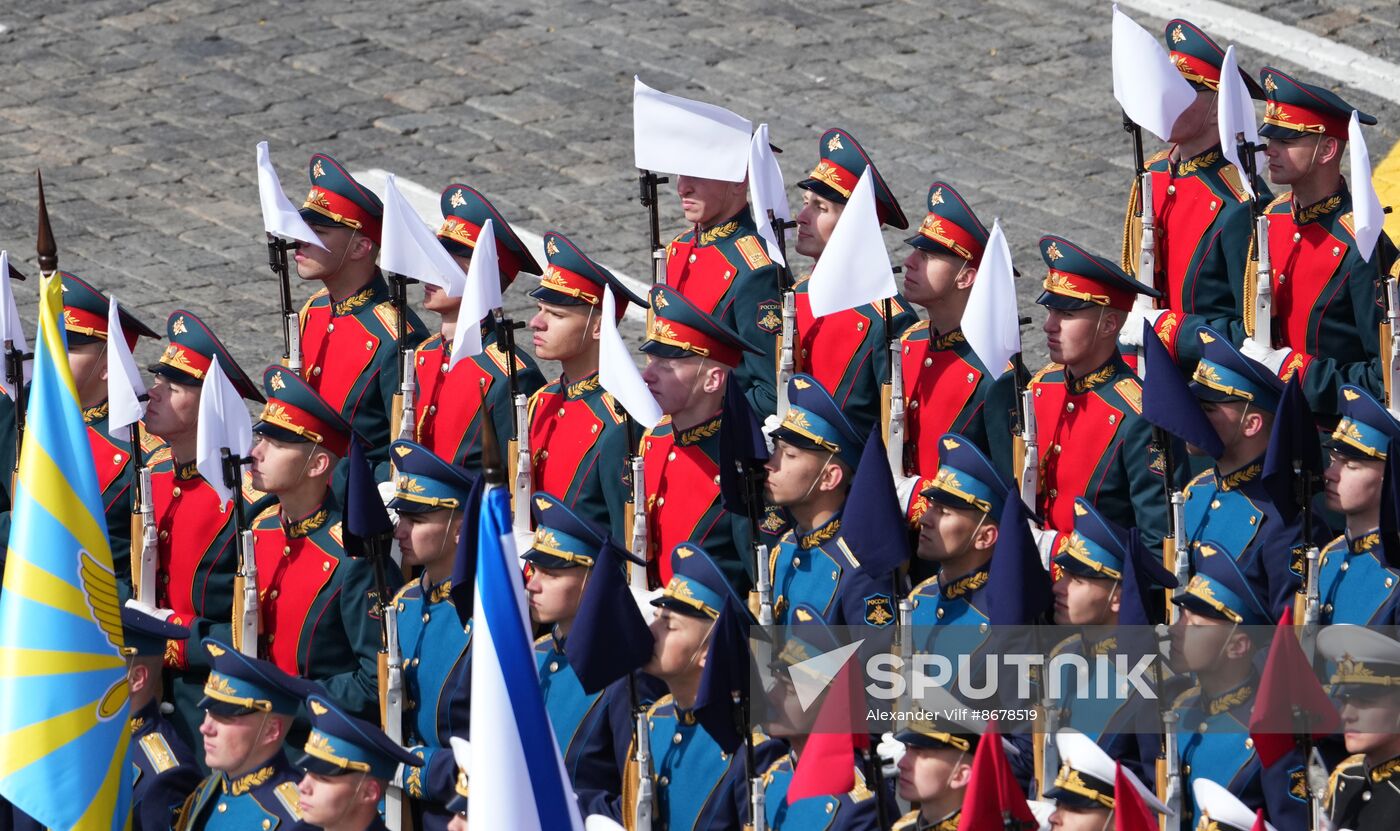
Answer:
xmin=795 ymin=291 xmax=873 ymax=398
xmin=529 ymin=391 xmax=604 ymax=501
xmin=1151 ymin=170 xmax=1222 ymax=312
xmin=254 ymin=527 xmax=336 ymax=675
xmin=1266 ymin=214 xmax=1348 ymax=350
xmin=1032 ymin=383 xmax=1124 ymax=535
xmin=643 ymin=434 xmax=721 ymax=585
xmin=152 ymin=472 xmax=230 ymax=617
xmin=301 ymin=306 xmax=380 ymax=416
xmin=666 ymin=240 xmax=736 ymax=314
xmin=902 ymin=342 xmax=982 ymax=478
xmin=88 ymin=425 xmax=131 ymax=502
xmin=415 ymin=344 xmax=492 ymax=460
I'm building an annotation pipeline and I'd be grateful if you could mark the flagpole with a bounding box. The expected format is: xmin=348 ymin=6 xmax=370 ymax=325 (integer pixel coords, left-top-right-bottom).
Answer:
xmin=638 ymin=170 xmax=669 ymax=285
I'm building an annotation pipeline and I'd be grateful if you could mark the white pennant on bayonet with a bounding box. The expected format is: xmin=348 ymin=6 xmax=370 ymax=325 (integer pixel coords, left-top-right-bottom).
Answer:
xmin=747 ymin=123 xmax=790 ymax=267
xmin=105 ymin=296 xmax=147 ymax=440
xmin=256 ymin=141 xmax=327 ymax=251
xmin=381 ymin=172 xmax=467 ymax=293
xmin=195 ymin=359 xmax=253 ymax=505
xmin=961 ymin=220 xmax=1021 ymax=380
xmin=1349 ymin=111 xmax=1386 ymax=262
xmin=1217 ymin=45 xmax=1261 ymax=200
xmin=1111 ymin=5 xmax=1195 ymax=142
xmin=599 ymin=286 xmax=662 ymax=430
xmin=450 ymin=218 xmax=503 ymax=368
xmin=632 ymin=77 xmax=752 ymax=181
xmin=0 ymin=250 xmax=30 ymax=398
xmin=807 ymin=168 xmax=895 ymax=318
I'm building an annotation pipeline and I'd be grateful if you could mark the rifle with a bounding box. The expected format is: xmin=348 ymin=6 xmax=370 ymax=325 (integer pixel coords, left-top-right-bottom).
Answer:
xmin=883 ymin=294 xmax=906 ymax=479
xmin=222 ymin=448 xmax=259 ymax=657
xmin=130 ymin=423 xmax=159 ymax=606
xmin=895 ymin=598 xmax=913 ymax=734
xmin=491 ymin=309 xmax=532 ymax=535
xmin=364 ymin=524 xmax=407 ymax=830
xmin=615 ymin=405 xmax=651 ymax=590
xmin=1150 ymin=423 xmax=1189 ymax=623
xmin=1235 ymin=136 xmax=1274 ymax=349
xmin=389 ymin=272 xmax=416 ymax=443
xmin=1298 ymin=446 xmax=1323 ymax=630
xmin=767 ymin=209 xmax=798 ymax=416
xmin=638 ymin=170 xmax=669 ymax=285
xmin=630 ymin=672 xmax=655 ymax=831
xmin=1151 ymin=621 xmax=1182 ymax=828
xmin=268 ymin=234 xmax=302 ymax=373
xmin=1010 ymin=352 xmax=1039 ymax=512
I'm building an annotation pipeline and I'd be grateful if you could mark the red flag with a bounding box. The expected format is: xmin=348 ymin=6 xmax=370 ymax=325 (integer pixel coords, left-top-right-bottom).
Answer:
xmin=1114 ymin=763 xmax=1157 ymax=831
xmin=958 ymin=722 xmax=1037 ymax=831
xmin=787 ymin=657 xmax=869 ymax=802
xmin=1247 ymin=606 xmax=1341 ymax=767
xmin=1251 ymin=808 xmax=1268 ymax=831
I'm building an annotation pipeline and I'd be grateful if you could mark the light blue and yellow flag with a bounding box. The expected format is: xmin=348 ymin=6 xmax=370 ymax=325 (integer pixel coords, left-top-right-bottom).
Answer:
xmin=0 ymin=275 xmax=131 ymax=830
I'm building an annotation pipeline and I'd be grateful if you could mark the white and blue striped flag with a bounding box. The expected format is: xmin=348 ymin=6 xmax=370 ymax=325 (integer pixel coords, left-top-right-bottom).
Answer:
xmin=468 ymin=485 xmax=586 ymax=830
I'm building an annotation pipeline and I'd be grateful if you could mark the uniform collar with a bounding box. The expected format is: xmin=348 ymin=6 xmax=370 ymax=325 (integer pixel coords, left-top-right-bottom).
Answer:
xmin=1215 ymin=458 xmax=1264 ymax=492
xmin=694 ymin=209 xmax=753 ymax=247
xmin=83 ymin=401 xmax=110 ymax=425
xmin=175 ymin=459 xmax=202 ymax=481
xmin=1173 ymin=147 xmax=1222 ymax=177
xmin=675 ymin=704 xmax=698 ymax=726
xmin=1370 ymin=754 xmax=1400 ymax=783
xmin=1349 ymin=530 xmax=1382 ymax=555
xmin=798 ymin=515 xmax=842 ymax=549
xmin=128 ymin=699 xmax=161 ymax=734
xmin=675 ymin=413 xmax=723 ymax=446
xmin=222 ymin=762 xmax=279 ymax=796
xmin=1203 ymin=675 xmax=1256 ymax=716
xmin=1065 ymin=360 xmax=1119 ymax=395
xmin=564 ymin=372 xmax=601 ymax=400
xmin=932 ymin=809 xmax=962 ymax=831
xmin=283 ymin=504 xmax=330 ymax=538
xmin=1293 ymin=190 xmax=1346 ymax=225
xmin=940 ymin=564 xmax=990 ymax=600
xmin=931 ymin=327 xmax=966 ymax=351
xmin=426 ymin=576 xmax=454 ymax=604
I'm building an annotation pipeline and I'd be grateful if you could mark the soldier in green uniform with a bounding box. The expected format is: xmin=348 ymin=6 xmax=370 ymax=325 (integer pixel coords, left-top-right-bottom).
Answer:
xmin=1320 ymin=625 xmax=1400 ymax=831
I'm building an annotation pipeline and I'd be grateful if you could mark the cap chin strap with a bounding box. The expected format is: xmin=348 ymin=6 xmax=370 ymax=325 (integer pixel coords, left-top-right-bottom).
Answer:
xmin=577 ymin=305 xmax=597 ymax=351
xmin=797 ymin=451 xmax=838 ymax=505
xmin=230 ymin=712 xmax=274 ymax=779
xmin=680 ymin=356 xmax=711 ymax=415
xmin=328 ymin=772 xmax=369 ymax=828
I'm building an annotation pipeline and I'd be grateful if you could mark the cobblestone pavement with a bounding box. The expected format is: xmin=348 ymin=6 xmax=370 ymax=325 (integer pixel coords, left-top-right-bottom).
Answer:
xmin=1256 ymin=0 xmax=1400 ymax=63
xmin=0 ymin=0 xmax=1394 ymax=373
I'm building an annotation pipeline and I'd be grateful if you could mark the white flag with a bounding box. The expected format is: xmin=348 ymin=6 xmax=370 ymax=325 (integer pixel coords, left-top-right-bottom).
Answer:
xmin=632 ymin=77 xmax=752 ymax=181
xmin=450 ymin=219 xmax=503 ymax=368
xmin=106 ymin=297 xmax=147 ymax=439
xmin=962 ymin=220 xmax=1021 ymax=379
xmin=195 ymin=359 xmax=253 ymax=505
xmin=1349 ymin=111 xmax=1385 ymax=262
xmin=1111 ymin=5 xmax=1196 ymax=142
xmin=747 ymin=124 xmax=791 ymax=267
xmin=256 ymin=141 xmax=327 ymax=251
xmin=380 ymin=173 xmax=467 ymax=293
xmin=0 ymin=250 xmax=30 ymax=398
xmin=1217 ymin=45 xmax=1261 ymax=200
xmin=599 ymin=287 xmax=662 ymax=430
xmin=807 ymin=169 xmax=895 ymax=318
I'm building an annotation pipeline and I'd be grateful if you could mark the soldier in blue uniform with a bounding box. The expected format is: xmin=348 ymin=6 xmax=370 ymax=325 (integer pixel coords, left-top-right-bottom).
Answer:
xmin=1183 ymin=327 xmax=1308 ymax=616
xmin=523 ymin=491 xmax=666 ymax=799
xmin=293 ymin=153 xmax=428 ymax=476
xmin=413 ymin=183 xmax=546 ymax=473
xmin=248 ymin=366 xmax=388 ymax=722
xmin=1168 ymin=553 xmax=1307 ymax=830
xmin=294 ymin=693 xmax=423 ymax=831
xmin=1240 ymin=68 xmax=1398 ymax=415
xmin=176 ymin=638 xmax=318 ymax=831
xmin=1318 ymin=625 xmax=1400 ymax=831
xmin=123 ymin=603 xmax=202 ymax=831
xmin=790 ymin=127 xmax=918 ymax=422
xmin=634 ymin=284 xmax=763 ymax=592
xmin=1118 ymin=19 xmax=1269 ymax=367
xmin=385 ymin=440 xmax=476 ymax=830
xmin=1044 ymin=730 xmax=1169 ymax=831
xmin=1317 ymin=385 xmax=1400 ymax=624
xmin=897 ymin=182 xmax=995 ymax=521
xmin=622 ymin=543 xmax=786 ymax=829
xmin=765 ymin=373 xmax=897 ymax=627
xmin=526 ymin=231 xmax=646 ymax=532
xmin=891 ymin=717 xmax=980 ymax=831
xmin=760 ymin=603 xmax=896 ymax=829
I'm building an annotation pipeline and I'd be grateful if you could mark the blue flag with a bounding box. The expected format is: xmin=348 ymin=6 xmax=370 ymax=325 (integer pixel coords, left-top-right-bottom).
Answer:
xmin=693 ymin=595 xmax=755 ymax=755
xmin=987 ymin=494 xmax=1052 ymax=625
xmin=718 ymin=373 xmax=767 ymax=515
xmin=449 ymin=474 xmax=487 ymax=626
xmin=840 ymin=425 xmax=910 ymax=579
xmin=1262 ymin=377 xmax=1322 ymax=524
xmin=1140 ymin=319 xmax=1222 ymax=458
xmin=0 ymin=276 xmax=132 ymax=830
xmin=565 ymin=537 xmax=654 ymax=694
xmin=343 ymin=437 xmax=392 ymax=555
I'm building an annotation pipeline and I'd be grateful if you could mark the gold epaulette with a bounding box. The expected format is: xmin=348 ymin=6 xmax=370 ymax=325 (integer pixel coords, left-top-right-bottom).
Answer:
xmin=328 ymin=521 xmax=343 ymax=546
xmin=1182 ymin=469 xmax=1212 ymax=498
xmin=1217 ymin=164 xmax=1249 ymax=203
xmin=736 ymin=234 xmax=772 ymax=270
xmin=902 ymin=320 xmax=930 ymax=340
xmin=1114 ymin=377 xmax=1143 ymax=414
xmin=275 ymin=781 xmax=303 ymax=819
xmin=600 ymin=391 xmax=627 ymax=425
xmin=391 ymin=580 xmax=417 ymax=606
xmin=1267 ymin=192 xmax=1291 ymax=212
xmin=1029 ymin=362 xmax=1062 ymax=386
xmin=253 ymin=504 xmax=281 ymax=526
xmin=484 ymin=341 xmax=514 ymax=375
xmin=1339 ymin=212 xmax=1356 ymax=239
xmin=138 ymin=732 xmax=179 ymax=773
xmin=1328 ymin=754 xmax=1366 ymax=809
xmin=373 ymin=300 xmax=399 ymax=335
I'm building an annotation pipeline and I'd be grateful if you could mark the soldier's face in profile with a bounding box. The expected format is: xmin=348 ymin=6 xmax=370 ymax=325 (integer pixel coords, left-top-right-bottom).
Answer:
xmin=248 ymin=435 xmax=314 ymax=493
xmin=1168 ymin=89 xmax=1217 ymax=145
xmin=1323 ymin=450 xmax=1384 ymax=517
xmin=645 ymin=607 xmax=711 ymax=681
xmin=297 ymin=771 xmax=377 ymax=826
xmin=1048 ymin=804 xmax=1111 ymax=831
xmin=199 ymin=710 xmax=278 ymax=774
xmin=525 ymin=564 xmax=589 ymax=626
xmin=1169 ymin=608 xmax=1244 ymax=672
xmin=641 ymin=354 xmax=713 ymax=415
xmin=144 ymin=375 xmax=201 ymax=442
xmin=1264 ymin=134 xmax=1336 ymax=186
xmin=1051 ymin=573 xmax=1119 ymax=626
xmin=675 ymin=175 xmax=747 ymax=228
xmin=529 ymin=301 xmax=596 ymax=362
xmin=66 ymin=340 xmax=108 ymax=405
xmin=1042 ymin=308 xmax=1104 ymax=369
xmin=394 ymin=508 xmax=462 ymax=572
xmin=422 ymin=281 xmax=458 ymax=315
xmin=916 ymin=500 xmax=991 ymax=565
xmin=896 ymin=744 xmax=970 ymax=806
xmin=1338 ymin=691 xmax=1400 ymax=756
xmin=293 ymin=224 xmax=364 ymax=281
xmin=901 ymin=247 xmax=970 ymax=309
xmin=763 ymin=440 xmax=834 ymax=507
xmin=794 ymin=191 xmax=843 ymax=259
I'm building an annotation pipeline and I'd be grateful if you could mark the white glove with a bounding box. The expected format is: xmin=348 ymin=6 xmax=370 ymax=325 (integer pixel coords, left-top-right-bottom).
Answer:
xmin=894 ymin=475 xmax=921 ymax=517
xmin=761 ymin=413 xmax=782 ymax=453
xmin=391 ymin=761 xmax=408 ymax=790
xmin=378 ymin=479 xmax=400 ymax=524
xmin=123 ymin=599 xmax=175 ymax=621
xmin=877 ymin=731 xmax=906 ymax=777
xmin=1239 ymin=337 xmax=1290 ymax=374
xmin=1030 ymin=525 xmax=1058 ymax=571
xmin=629 ymin=584 xmax=661 ymax=625
xmin=1118 ymin=307 xmax=1165 ymax=349
xmin=585 ymin=816 xmax=627 ymax=831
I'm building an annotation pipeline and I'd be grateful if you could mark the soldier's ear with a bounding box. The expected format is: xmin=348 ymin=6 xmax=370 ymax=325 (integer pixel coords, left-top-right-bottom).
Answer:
xmin=955 ymin=264 xmax=978 ymax=291
xmin=1318 ymin=135 xmax=1344 ymax=166
xmin=975 ymin=522 xmax=999 ymax=552
xmin=349 ymin=232 xmax=376 ymax=262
